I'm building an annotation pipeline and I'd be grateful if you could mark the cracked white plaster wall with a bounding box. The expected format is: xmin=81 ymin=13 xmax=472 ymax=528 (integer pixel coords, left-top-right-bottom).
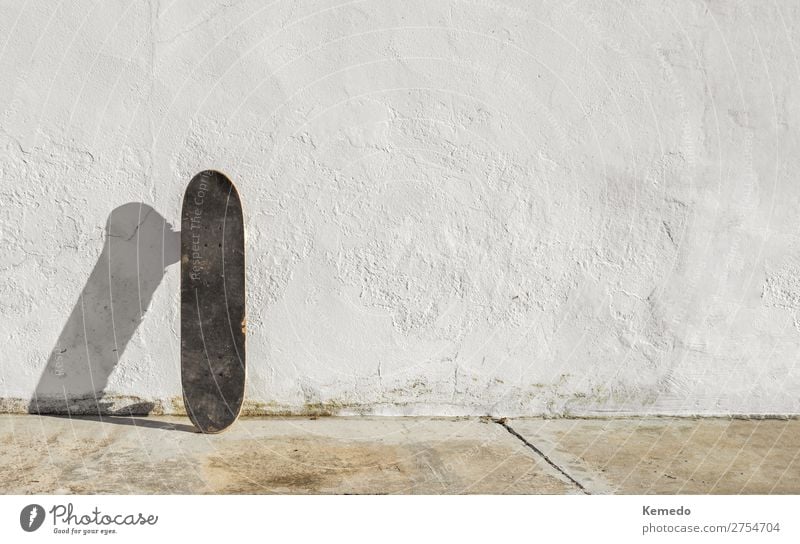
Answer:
xmin=1 ymin=0 xmax=799 ymax=415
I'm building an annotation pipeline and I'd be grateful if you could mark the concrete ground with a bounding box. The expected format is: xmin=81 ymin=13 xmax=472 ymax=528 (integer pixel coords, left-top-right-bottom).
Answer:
xmin=1 ymin=415 xmax=798 ymax=494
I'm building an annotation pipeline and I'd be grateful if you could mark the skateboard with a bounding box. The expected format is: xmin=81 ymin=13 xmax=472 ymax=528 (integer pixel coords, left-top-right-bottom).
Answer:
xmin=181 ymin=170 xmax=246 ymax=433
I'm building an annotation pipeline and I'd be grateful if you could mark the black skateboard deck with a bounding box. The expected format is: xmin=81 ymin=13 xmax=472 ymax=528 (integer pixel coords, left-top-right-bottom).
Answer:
xmin=181 ymin=170 xmax=246 ymax=433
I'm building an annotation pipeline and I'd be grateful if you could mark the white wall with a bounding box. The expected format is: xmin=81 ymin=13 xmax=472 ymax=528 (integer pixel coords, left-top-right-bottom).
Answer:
xmin=2 ymin=0 xmax=799 ymax=416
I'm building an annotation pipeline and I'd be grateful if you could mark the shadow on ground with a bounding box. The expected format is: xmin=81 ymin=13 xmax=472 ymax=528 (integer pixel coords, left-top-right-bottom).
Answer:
xmin=44 ymin=414 xmax=197 ymax=433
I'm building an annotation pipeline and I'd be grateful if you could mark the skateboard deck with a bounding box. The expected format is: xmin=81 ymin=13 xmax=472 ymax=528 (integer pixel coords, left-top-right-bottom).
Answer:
xmin=181 ymin=170 xmax=246 ymax=433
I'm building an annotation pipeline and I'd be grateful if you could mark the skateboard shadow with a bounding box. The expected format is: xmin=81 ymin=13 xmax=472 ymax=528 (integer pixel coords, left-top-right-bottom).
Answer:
xmin=43 ymin=414 xmax=198 ymax=433
xmin=29 ymin=203 xmax=180 ymax=417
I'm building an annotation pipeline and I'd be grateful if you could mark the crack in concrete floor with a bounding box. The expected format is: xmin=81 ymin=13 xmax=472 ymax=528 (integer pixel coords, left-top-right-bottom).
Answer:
xmin=495 ymin=418 xmax=589 ymax=494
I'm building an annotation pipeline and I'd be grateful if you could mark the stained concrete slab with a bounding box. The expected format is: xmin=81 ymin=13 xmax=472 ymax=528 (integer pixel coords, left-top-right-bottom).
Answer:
xmin=506 ymin=418 xmax=800 ymax=494
xmin=4 ymin=415 xmax=797 ymax=494
xmin=0 ymin=415 xmax=576 ymax=494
